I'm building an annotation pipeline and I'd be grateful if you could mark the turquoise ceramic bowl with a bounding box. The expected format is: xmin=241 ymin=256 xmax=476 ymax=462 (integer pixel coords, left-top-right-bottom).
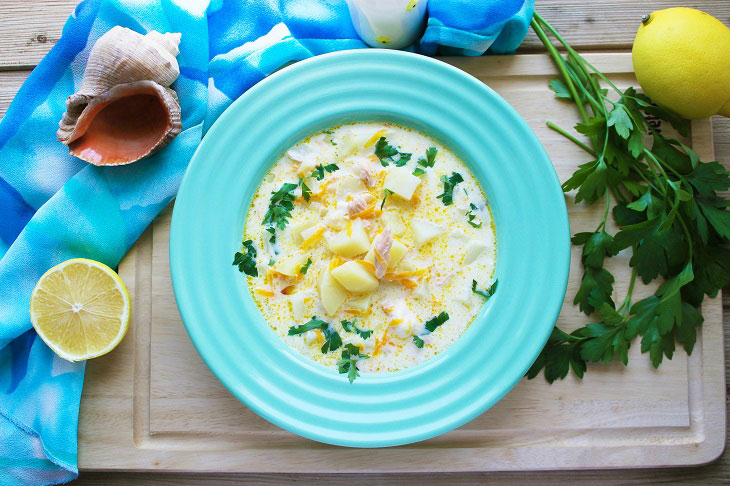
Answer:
xmin=170 ymin=50 xmax=569 ymax=447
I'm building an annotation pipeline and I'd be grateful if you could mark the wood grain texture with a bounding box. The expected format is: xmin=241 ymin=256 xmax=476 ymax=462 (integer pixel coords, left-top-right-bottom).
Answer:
xmin=0 ymin=0 xmax=728 ymax=483
xmin=0 ymin=0 xmax=77 ymax=68
xmin=1 ymin=1 xmax=730 ymax=67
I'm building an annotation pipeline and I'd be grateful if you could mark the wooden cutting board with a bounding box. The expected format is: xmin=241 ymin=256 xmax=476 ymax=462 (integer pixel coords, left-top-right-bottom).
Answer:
xmin=77 ymin=53 xmax=726 ymax=472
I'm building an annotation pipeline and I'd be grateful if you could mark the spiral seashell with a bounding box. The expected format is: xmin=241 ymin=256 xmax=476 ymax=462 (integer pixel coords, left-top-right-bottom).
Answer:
xmin=57 ymin=26 xmax=183 ymax=166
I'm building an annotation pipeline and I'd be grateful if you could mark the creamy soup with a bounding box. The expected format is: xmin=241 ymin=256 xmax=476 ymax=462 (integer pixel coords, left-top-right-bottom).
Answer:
xmin=236 ymin=122 xmax=496 ymax=381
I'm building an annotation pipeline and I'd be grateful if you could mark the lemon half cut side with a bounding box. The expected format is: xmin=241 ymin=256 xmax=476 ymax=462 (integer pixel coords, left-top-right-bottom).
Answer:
xmin=30 ymin=258 xmax=131 ymax=362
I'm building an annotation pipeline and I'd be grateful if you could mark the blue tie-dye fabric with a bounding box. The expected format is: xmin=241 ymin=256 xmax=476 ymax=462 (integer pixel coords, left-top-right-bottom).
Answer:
xmin=0 ymin=0 xmax=533 ymax=483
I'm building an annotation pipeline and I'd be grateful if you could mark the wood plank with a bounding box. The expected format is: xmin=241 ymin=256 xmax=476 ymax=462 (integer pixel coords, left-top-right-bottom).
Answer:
xmin=0 ymin=0 xmax=77 ymax=68
xmin=1 ymin=1 xmax=730 ymax=67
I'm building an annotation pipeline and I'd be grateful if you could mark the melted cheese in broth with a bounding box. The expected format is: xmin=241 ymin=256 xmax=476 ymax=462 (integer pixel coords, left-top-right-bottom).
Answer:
xmin=241 ymin=122 xmax=496 ymax=376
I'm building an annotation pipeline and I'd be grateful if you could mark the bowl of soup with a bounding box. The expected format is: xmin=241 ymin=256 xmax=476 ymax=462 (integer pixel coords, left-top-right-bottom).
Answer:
xmin=170 ymin=49 xmax=570 ymax=447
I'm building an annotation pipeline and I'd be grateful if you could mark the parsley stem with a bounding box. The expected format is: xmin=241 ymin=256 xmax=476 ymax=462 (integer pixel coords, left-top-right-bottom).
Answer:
xmin=619 ymin=265 xmax=638 ymax=316
xmin=534 ymin=13 xmax=624 ymax=98
xmin=546 ymin=122 xmax=595 ymax=155
xmin=530 ymin=18 xmax=589 ymax=123
xmin=597 ymin=190 xmax=611 ymax=231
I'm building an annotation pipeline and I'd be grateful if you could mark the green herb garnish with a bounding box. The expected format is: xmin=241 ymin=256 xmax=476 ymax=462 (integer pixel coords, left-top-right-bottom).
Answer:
xmin=288 ymin=316 xmax=342 ymax=354
xmin=412 ymin=147 xmax=438 ymax=176
xmin=337 ymin=343 xmax=369 ymax=383
xmin=466 ymin=203 xmax=482 ymax=228
xmin=424 ymin=311 xmax=450 ymax=333
xmin=232 ymin=240 xmax=258 ymax=277
xmin=412 ymin=311 xmax=450 ymax=346
xmin=298 ymin=177 xmax=312 ymax=202
xmin=436 ymin=172 xmax=464 ymax=206
xmin=263 ymin=182 xmax=298 ymax=230
xmin=525 ymin=13 xmax=730 ymax=383
xmin=300 ymin=257 xmax=312 ymax=275
xmin=312 ymin=163 xmax=339 ymax=181
xmin=374 ymin=137 xmax=411 ymax=167
xmin=341 ymin=319 xmax=373 ymax=339
xmin=380 ymin=188 xmax=394 ymax=210
xmin=472 ymin=279 xmax=498 ymax=299
xmin=265 ymin=227 xmax=276 ymax=244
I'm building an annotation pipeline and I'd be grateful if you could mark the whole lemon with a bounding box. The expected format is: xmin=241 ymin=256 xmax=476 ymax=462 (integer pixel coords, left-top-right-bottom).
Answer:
xmin=632 ymin=7 xmax=730 ymax=119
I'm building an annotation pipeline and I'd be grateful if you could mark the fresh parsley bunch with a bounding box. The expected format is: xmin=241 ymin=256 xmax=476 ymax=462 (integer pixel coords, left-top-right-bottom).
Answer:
xmin=528 ymin=13 xmax=730 ymax=383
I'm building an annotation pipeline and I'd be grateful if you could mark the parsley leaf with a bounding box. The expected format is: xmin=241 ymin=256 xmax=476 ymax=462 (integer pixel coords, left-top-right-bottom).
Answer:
xmin=341 ymin=319 xmax=373 ymax=339
xmin=299 ymin=177 xmax=312 ymax=202
xmin=466 ymin=203 xmax=482 ymax=228
xmin=413 ymin=335 xmax=424 ymax=348
xmin=263 ymin=182 xmax=298 ymax=230
xmin=472 ymin=279 xmax=498 ymax=299
xmin=424 ymin=311 xmax=449 ymax=333
xmin=380 ymin=188 xmax=393 ymax=210
xmin=374 ymin=137 xmax=410 ymax=166
xmin=412 ymin=167 xmax=426 ymax=176
xmin=337 ymin=343 xmax=369 ymax=383
xmin=312 ymin=163 xmax=339 ymax=181
xmin=288 ymin=316 xmax=342 ymax=354
xmin=436 ymin=172 xmax=464 ymax=206
xmin=265 ymin=227 xmax=276 ymax=244
xmin=299 ymin=257 xmax=312 ymax=274
xmin=232 ymin=240 xmax=258 ymax=277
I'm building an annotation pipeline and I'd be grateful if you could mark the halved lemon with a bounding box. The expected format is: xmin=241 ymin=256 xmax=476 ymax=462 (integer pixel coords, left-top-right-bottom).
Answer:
xmin=30 ymin=258 xmax=131 ymax=361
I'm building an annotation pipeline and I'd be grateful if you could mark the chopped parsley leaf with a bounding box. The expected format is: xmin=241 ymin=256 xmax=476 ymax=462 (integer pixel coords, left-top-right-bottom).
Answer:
xmin=268 ymin=258 xmax=275 ymax=266
xmin=413 ymin=335 xmax=424 ymax=348
xmin=337 ymin=343 xmax=369 ymax=383
xmin=265 ymin=226 xmax=276 ymax=243
xmin=232 ymin=240 xmax=258 ymax=277
xmin=341 ymin=319 xmax=373 ymax=339
xmin=299 ymin=177 xmax=312 ymax=202
xmin=413 ymin=147 xmax=437 ymax=175
xmin=329 ymin=140 xmax=337 ymax=146
xmin=312 ymin=163 xmax=339 ymax=181
xmin=393 ymin=152 xmax=412 ymax=167
xmin=436 ymin=172 xmax=464 ymax=206
xmin=424 ymin=311 xmax=450 ymax=333
xmin=300 ymin=257 xmax=312 ymax=274
xmin=412 ymin=167 xmax=426 ymax=176
xmin=374 ymin=137 xmax=410 ymax=167
xmin=472 ymin=279 xmax=498 ymax=300
xmin=466 ymin=203 xmax=482 ymax=228
xmin=263 ymin=182 xmax=298 ymax=230
xmin=380 ymin=188 xmax=394 ymax=210
xmin=288 ymin=316 xmax=342 ymax=354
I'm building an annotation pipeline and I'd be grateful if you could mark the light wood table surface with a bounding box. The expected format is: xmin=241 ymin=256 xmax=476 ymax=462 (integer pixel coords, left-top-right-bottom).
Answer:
xmin=1 ymin=1 xmax=729 ymax=484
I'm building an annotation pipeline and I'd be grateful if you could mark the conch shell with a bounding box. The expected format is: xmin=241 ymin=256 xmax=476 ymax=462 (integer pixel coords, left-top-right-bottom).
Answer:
xmin=57 ymin=27 xmax=183 ymax=166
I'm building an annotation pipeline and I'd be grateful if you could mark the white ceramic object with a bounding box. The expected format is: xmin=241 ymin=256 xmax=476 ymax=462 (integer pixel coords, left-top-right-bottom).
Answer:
xmin=345 ymin=0 xmax=428 ymax=49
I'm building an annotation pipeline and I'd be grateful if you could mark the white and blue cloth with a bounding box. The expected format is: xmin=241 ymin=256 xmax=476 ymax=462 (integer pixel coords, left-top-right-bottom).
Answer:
xmin=0 ymin=0 xmax=533 ymax=483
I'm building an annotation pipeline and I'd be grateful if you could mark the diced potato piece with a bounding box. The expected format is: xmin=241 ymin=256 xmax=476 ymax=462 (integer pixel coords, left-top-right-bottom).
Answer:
xmin=412 ymin=219 xmax=446 ymax=247
xmin=336 ymin=176 xmax=367 ymax=198
xmin=291 ymin=292 xmax=307 ymax=319
xmin=291 ymin=219 xmax=316 ymax=243
xmin=364 ymin=238 xmax=408 ymax=269
xmin=300 ymin=225 xmax=325 ymax=249
xmin=327 ymin=220 xmax=370 ymax=257
xmin=384 ymin=167 xmax=421 ymax=200
xmin=464 ymin=240 xmax=488 ymax=264
xmin=339 ymin=132 xmax=364 ymax=159
xmin=319 ymin=269 xmax=349 ymax=315
xmin=275 ymin=254 xmax=308 ymax=277
xmin=381 ymin=210 xmax=406 ymax=235
xmin=331 ymin=261 xmax=379 ymax=293
xmin=347 ymin=294 xmax=371 ymax=311
xmin=296 ymin=158 xmax=318 ymax=178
